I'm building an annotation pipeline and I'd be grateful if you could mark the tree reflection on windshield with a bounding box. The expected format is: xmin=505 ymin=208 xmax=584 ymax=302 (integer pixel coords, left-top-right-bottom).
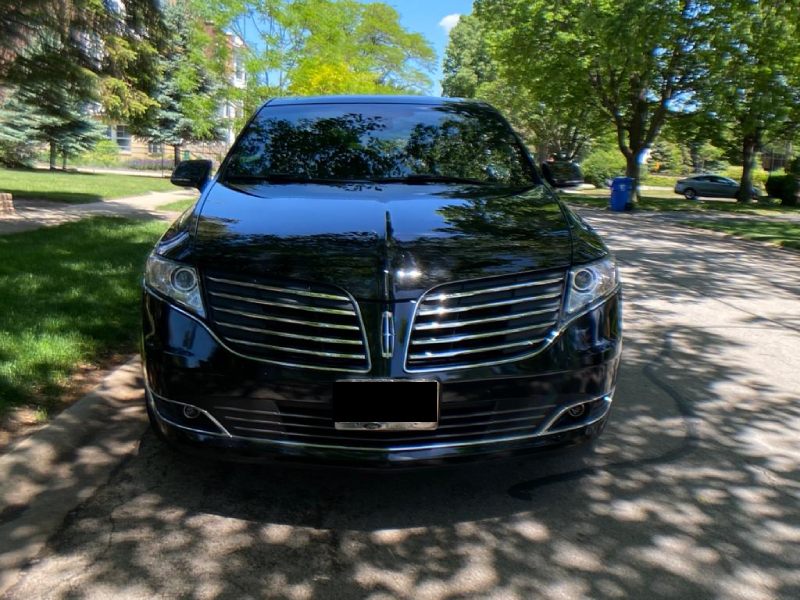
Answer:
xmin=224 ymin=104 xmax=534 ymax=185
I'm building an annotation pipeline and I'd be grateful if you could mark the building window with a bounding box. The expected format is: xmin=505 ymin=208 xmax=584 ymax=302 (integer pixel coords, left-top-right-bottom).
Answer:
xmin=148 ymin=141 xmax=163 ymax=155
xmin=115 ymin=125 xmax=131 ymax=152
xmin=235 ymin=55 xmax=245 ymax=82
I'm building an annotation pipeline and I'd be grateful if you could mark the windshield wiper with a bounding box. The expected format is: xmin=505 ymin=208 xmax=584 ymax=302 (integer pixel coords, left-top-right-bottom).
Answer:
xmin=224 ymin=173 xmax=368 ymax=184
xmin=369 ymin=174 xmax=490 ymax=185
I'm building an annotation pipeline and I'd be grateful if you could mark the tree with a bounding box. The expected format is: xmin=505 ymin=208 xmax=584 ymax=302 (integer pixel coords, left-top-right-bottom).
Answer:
xmin=475 ymin=0 xmax=714 ymax=199
xmin=194 ymin=0 xmax=436 ymax=112
xmin=0 ymin=0 xmax=164 ymax=124
xmin=442 ymin=12 xmax=607 ymax=162
xmin=139 ymin=1 xmax=226 ymax=166
xmin=5 ymin=36 xmax=106 ymax=169
xmin=706 ymin=0 xmax=800 ymax=201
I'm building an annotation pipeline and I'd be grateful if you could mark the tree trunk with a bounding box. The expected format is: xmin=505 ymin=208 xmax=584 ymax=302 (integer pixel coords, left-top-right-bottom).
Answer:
xmin=625 ymin=153 xmax=642 ymax=203
xmin=737 ymin=134 xmax=757 ymax=203
xmin=61 ymin=149 xmax=67 ymax=171
xmin=49 ymin=142 xmax=57 ymax=170
xmin=173 ymin=145 xmax=181 ymax=168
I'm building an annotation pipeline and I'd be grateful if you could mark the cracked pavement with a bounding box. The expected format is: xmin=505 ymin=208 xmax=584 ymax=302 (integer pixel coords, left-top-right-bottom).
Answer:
xmin=4 ymin=208 xmax=800 ymax=599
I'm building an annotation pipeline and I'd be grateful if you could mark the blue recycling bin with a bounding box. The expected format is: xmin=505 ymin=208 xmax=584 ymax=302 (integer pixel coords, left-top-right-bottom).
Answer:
xmin=610 ymin=177 xmax=634 ymax=211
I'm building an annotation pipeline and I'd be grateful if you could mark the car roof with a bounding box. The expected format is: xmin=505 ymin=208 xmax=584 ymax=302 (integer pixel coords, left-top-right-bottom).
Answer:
xmin=263 ymin=95 xmax=487 ymax=108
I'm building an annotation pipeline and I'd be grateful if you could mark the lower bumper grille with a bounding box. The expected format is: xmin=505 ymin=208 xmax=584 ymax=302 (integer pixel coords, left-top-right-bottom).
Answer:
xmin=211 ymin=400 xmax=563 ymax=450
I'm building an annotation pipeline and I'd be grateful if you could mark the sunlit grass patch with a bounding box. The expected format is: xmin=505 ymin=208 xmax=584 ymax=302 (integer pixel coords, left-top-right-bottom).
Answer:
xmin=0 ymin=167 xmax=175 ymax=203
xmin=680 ymin=220 xmax=800 ymax=250
xmin=0 ymin=216 xmax=169 ymax=415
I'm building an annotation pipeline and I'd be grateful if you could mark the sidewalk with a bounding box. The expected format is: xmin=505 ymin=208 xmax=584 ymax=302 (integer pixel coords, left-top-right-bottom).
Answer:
xmin=0 ymin=189 xmax=197 ymax=235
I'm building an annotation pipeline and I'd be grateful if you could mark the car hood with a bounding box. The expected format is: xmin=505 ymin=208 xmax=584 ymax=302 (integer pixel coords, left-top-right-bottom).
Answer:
xmin=184 ymin=181 xmax=580 ymax=301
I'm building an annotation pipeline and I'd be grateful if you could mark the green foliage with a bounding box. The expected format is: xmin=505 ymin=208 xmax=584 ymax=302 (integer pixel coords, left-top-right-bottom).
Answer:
xmin=195 ymin=0 xmax=436 ymax=111
xmin=442 ymin=13 xmax=607 ymax=161
xmin=84 ymin=140 xmax=121 ymax=168
xmin=765 ymin=174 xmax=799 ymax=206
xmin=648 ymin=141 xmax=688 ymax=175
xmin=474 ymin=0 xmax=717 ymax=192
xmin=139 ymin=1 xmax=226 ymax=163
xmin=723 ymin=166 xmax=771 ymax=187
xmin=580 ymin=149 xmax=627 ymax=187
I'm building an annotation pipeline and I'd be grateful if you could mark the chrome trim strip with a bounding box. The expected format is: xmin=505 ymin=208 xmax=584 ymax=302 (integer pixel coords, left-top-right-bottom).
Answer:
xmin=209 ymin=291 xmax=356 ymax=316
xmin=425 ymin=277 xmax=564 ymax=301
xmin=410 ymin=338 xmax=545 ymax=360
xmin=207 ymin=276 xmax=350 ymax=302
xmin=147 ymin=388 xmax=232 ymax=437
xmin=146 ymin=289 xmax=372 ymax=373
xmin=404 ymin=287 xmax=619 ymax=373
xmin=411 ymin=323 xmax=553 ymax=345
xmin=417 ymin=292 xmax=562 ymax=316
xmin=149 ymin=386 xmax=613 ymax=453
xmin=216 ymin=307 xmax=361 ymax=331
xmin=225 ymin=337 xmax=366 ymax=360
xmin=215 ymin=406 xmax=330 ymax=421
xmin=412 ymin=307 xmax=560 ymax=331
xmin=215 ymin=320 xmax=362 ymax=345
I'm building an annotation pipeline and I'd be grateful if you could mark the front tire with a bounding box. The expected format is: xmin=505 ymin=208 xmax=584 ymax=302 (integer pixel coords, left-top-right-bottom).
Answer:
xmin=684 ymin=188 xmax=697 ymax=200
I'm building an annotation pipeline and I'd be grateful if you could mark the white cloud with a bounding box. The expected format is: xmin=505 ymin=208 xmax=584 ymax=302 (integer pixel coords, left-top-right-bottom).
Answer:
xmin=438 ymin=14 xmax=461 ymax=35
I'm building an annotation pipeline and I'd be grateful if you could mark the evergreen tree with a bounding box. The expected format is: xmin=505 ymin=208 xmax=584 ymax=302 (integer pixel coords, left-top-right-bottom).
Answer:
xmin=140 ymin=1 xmax=226 ymax=166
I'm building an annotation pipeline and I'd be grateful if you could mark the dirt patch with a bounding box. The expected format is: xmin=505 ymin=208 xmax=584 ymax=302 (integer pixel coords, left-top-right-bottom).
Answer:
xmin=0 ymin=352 xmax=135 ymax=454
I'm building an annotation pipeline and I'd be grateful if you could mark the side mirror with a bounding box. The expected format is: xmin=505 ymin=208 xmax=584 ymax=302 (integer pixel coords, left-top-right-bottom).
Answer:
xmin=541 ymin=163 xmax=557 ymax=187
xmin=171 ymin=160 xmax=213 ymax=190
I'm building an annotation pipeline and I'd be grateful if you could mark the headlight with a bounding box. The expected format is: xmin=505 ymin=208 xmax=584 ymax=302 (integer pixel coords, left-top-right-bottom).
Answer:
xmin=145 ymin=254 xmax=205 ymax=317
xmin=565 ymin=256 xmax=619 ymax=315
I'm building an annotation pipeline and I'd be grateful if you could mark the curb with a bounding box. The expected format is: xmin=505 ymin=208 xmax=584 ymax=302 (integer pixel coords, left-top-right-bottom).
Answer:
xmin=0 ymin=357 xmax=148 ymax=596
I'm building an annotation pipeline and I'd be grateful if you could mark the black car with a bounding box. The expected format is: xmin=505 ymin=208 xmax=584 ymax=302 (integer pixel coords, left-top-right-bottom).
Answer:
xmin=142 ymin=95 xmax=622 ymax=468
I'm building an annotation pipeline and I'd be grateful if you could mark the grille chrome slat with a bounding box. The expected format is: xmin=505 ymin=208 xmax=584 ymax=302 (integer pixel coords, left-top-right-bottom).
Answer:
xmin=230 ymin=420 xmax=551 ymax=443
xmin=207 ymin=276 xmax=350 ymax=302
xmin=215 ymin=320 xmax=362 ymax=345
xmin=410 ymin=338 xmax=545 ymax=360
xmin=226 ymin=337 xmax=366 ymax=360
xmin=209 ymin=291 xmax=356 ymax=316
xmin=412 ymin=307 xmax=560 ymax=331
xmin=405 ymin=269 xmax=567 ymax=371
xmin=426 ymin=277 xmax=564 ymax=301
xmin=411 ymin=323 xmax=554 ymax=345
xmin=216 ymin=307 xmax=361 ymax=331
xmin=204 ymin=272 xmax=369 ymax=372
xmin=417 ymin=292 xmax=562 ymax=316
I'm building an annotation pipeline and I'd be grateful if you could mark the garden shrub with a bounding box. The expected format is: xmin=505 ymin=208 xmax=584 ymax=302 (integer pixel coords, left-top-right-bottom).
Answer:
xmin=580 ymin=149 xmax=627 ymax=187
xmin=765 ymin=174 xmax=799 ymax=207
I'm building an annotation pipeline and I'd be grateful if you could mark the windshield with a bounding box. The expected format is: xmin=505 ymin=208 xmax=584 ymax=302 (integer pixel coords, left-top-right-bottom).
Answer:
xmin=223 ymin=103 xmax=535 ymax=186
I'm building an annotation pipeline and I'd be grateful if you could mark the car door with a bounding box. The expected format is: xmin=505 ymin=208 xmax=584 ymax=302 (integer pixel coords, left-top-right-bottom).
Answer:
xmin=690 ymin=176 xmax=712 ymax=196
xmin=707 ymin=176 xmax=734 ymax=197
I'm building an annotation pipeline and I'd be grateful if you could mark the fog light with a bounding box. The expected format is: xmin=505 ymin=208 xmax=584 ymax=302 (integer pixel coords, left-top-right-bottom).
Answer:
xmin=568 ymin=404 xmax=586 ymax=418
xmin=183 ymin=405 xmax=201 ymax=419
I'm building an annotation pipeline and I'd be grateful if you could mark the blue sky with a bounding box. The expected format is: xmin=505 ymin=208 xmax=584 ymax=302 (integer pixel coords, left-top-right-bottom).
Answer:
xmin=377 ymin=0 xmax=475 ymax=94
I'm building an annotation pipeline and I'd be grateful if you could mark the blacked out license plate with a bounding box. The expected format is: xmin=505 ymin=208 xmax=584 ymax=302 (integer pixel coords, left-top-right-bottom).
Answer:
xmin=333 ymin=380 xmax=440 ymax=431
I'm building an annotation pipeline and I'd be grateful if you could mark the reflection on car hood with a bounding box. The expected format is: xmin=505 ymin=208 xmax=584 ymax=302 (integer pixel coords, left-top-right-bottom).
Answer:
xmin=188 ymin=181 xmax=580 ymax=301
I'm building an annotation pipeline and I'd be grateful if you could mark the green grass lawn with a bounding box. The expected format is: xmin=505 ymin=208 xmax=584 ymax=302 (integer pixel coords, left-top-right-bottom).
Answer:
xmin=563 ymin=192 xmax=798 ymax=215
xmin=680 ymin=220 xmax=800 ymax=250
xmin=158 ymin=197 xmax=197 ymax=212
xmin=0 ymin=217 xmax=169 ymax=415
xmin=0 ymin=167 xmax=175 ymax=203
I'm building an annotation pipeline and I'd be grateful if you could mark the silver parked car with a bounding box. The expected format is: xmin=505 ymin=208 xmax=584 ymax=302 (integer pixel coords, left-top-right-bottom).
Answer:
xmin=674 ymin=174 xmax=760 ymax=200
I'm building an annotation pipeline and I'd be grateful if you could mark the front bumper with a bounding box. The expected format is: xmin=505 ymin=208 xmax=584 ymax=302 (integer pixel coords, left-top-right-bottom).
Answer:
xmin=142 ymin=289 xmax=622 ymax=468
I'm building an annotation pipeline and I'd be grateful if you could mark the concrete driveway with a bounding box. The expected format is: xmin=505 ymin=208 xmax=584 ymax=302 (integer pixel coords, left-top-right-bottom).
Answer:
xmin=5 ymin=209 xmax=800 ymax=600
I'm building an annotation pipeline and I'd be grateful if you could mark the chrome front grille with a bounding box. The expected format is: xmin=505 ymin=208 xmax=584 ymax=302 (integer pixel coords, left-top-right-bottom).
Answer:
xmin=405 ymin=269 xmax=567 ymax=371
xmin=203 ymin=272 xmax=370 ymax=372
